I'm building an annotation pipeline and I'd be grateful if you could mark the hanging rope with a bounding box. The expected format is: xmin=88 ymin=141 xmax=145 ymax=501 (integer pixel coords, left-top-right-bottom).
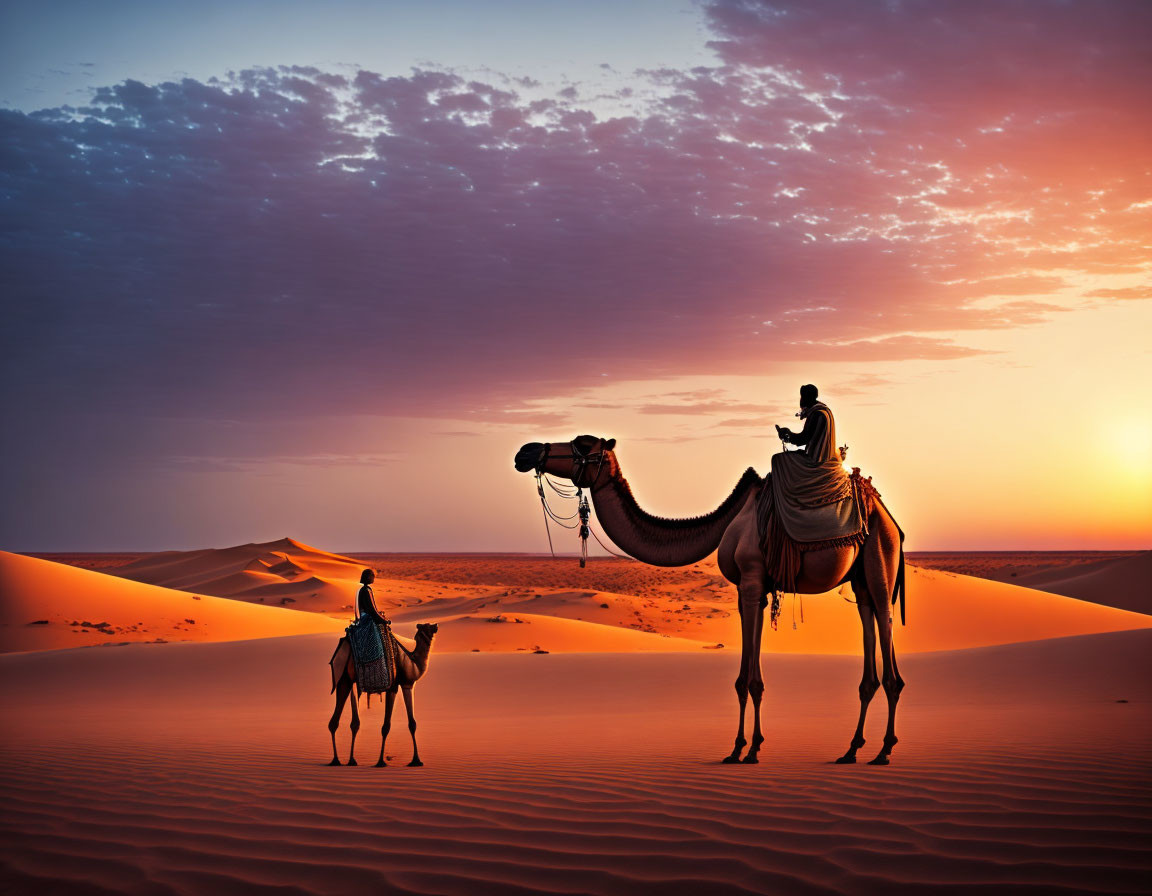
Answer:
xmin=546 ymin=477 xmax=580 ymax=499
xmin=534 ymin=471 xmax=632 ymax=563
xmin=791 ymin=592 xmax=804 ymax=630
xmin=578 ymin=491 xmax=590 ymax=567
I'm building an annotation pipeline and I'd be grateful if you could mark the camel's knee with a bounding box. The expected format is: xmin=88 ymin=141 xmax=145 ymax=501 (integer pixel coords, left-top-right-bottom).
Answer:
xmin=733 ymin=677 xmax=748 ymax=700
xmin=350 ymin=716 xmax=361 ymax=734
xmin=408 ymin=718 xmax=417 ymax=733
xmin=747 ymin=679 xmax=764 ymax=702
xmin=881 ymin=673 xmax=903 ymax=700
xmin=859 ymin=676 xmax=879 ymax=702
xmin=328 ymin=716 xmax=340 ymax=734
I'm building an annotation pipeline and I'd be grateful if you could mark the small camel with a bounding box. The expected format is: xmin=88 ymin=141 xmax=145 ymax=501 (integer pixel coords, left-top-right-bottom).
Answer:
xmin=327 ymin=622 xmax=439 ymax=767
xmin=514 ymin=435 xmax=906 ymax=766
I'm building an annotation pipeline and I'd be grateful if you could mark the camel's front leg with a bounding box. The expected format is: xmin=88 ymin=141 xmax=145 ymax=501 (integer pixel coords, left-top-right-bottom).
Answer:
xmin=869 ymin=607 xmax=904 ymax=766
xmin=402 ymin=687 xmax=423 ymax=767
xmin=740 ymin=582 xmax=767 ymax=764
xmin=375 ymin=689 xmax=397 ymax=767
xmin=722 ymin=600 xmax=750 ymax=764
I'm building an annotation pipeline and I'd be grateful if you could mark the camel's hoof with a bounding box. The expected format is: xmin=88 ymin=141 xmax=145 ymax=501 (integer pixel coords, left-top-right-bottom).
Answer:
xmin=346 ymin=758 xmax=358 ymax=767
xmin=327 ymin=758 xmax=342 ymax=766
xmin=867 ymin=754 xmax=890 ymax=766
xmin=741 ymin=754 xmax=759 ymax=764
xmin=834 ymin=754 xmax=856 ymax=764
xmin=721 ymin=754 xmax=742 ymax=764
xmin=374 ymin=760 xmax=387 ymax=768
xmin=408 ymin=759 xmax=424 ymax=767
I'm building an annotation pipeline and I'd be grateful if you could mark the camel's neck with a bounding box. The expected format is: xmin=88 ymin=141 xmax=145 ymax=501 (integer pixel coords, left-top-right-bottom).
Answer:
xmin=411 ymin=635 xmax=433 ymax=672
xmin=589 ymin=456 xmax=761 ymax=567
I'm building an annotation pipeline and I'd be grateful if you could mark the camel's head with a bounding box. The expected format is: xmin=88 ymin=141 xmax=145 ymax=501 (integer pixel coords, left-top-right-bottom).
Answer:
xmin=514 ymin=435 xmax=617 ymax=488
xmin=416 ymin=622 xmax=438 ymax=641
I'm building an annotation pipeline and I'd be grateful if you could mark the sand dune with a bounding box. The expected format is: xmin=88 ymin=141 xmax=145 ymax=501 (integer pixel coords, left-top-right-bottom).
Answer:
xmin=380 ymin=559 xmax=1152 ymax=653
xmin=19 ymin=545 xmax=1152 ymax=655
xmin=113 ymin=536 xmax=365 ymax=611
xmin=0 ymin=551 xmax=346 ymax=652
xmin=1014 ymin=551 xmax=1152 ymax=614
xmin=1 ymin=629 xmax=1149 ymax=895
xmin=909 ymin=550 xmax=1150 ymax=612
xmin=353 ymin=551 xmax=1152 ymax=652
xmin=407 ymin=611 xmax=719 ymax=653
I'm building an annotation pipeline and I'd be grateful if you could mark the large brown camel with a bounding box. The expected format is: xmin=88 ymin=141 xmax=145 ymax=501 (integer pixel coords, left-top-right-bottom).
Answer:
xmin=327 ymin=622 xmax=439 ymax=767
xmin=514 ymin=436 xmax=906 ymax=766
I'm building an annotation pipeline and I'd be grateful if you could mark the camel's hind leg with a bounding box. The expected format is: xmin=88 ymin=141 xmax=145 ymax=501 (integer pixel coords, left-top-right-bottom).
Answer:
xmin=869 ymin=609 xmax=904 ymax=765
xmin=864 ymin=538 xmax=905 ymax=766
xmin=375 ymin=689 xmax=397 ymax=767
xmin=836 ymin=595 xmax=878 ymax=764
xmin=328 ymin=673 xmax=353 ymax=766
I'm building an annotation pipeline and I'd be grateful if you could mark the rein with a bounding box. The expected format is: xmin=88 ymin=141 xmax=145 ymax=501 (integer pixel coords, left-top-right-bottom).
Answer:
xmin=533 ymin=441 xmax=628 ymax=566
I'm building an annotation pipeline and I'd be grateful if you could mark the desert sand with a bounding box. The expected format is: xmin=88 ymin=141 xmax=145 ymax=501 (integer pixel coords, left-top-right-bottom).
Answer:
xmin=2 ymin=544 xmax=1150 ymax=894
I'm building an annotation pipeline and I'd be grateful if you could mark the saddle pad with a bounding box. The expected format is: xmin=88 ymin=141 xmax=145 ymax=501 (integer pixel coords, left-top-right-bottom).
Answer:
xmin=357 ymin=656 xmax=392 ymax=693
xmin=347 ymin=616 xmax=384 ymax=664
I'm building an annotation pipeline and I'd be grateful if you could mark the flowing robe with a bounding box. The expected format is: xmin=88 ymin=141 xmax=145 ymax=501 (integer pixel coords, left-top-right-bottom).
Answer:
xmin=769 ymin=402 xmax=863 ymax=544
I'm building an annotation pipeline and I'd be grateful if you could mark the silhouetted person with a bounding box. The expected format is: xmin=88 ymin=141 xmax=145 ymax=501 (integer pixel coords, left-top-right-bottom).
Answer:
xmin=775 ymin=383 xmax=838 ymax=463
xmin=357 ymin=568 xmax=388 ymax=624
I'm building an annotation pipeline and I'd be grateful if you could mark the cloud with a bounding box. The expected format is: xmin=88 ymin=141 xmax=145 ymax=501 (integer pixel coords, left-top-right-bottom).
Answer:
xmin=1084 ymin=287 xmax=1151 ymax=301
xmin=786 ymin=336 xmax=994 ymax=361
xmin=1 ymin=4 xmax=1147 ymax=436
xmin=635 ymin=401 xmax=765 ymax=416
xmin=163 ymin=452 xmax=398 ymax=473
xmin=831 ymin=373 xmax=894 ymax=397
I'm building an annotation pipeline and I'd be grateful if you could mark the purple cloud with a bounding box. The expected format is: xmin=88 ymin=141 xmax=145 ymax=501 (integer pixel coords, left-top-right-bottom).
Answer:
xmin=1 ymin=4 xmax=1148 ymax=546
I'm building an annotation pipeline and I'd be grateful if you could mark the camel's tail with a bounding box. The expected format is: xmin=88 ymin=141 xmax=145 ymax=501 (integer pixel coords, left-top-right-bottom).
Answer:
xmin=895 ymin=543 xmax=906 ymax=627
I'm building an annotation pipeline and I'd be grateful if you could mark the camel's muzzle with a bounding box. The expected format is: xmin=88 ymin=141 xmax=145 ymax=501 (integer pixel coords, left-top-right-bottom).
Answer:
xmin=514 ymin=442 xmax=545 ymax=473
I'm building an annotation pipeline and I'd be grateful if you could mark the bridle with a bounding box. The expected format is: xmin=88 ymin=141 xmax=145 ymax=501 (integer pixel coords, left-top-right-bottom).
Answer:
xmin=532 ymin=440 xmax=611 ymax=491
xmin=532 ymin=440 xmax=627 ymax=566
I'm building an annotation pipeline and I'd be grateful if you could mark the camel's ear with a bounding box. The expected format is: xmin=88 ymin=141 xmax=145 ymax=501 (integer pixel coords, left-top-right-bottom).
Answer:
xmin=604 ymin=438 xmax=616 ymax=450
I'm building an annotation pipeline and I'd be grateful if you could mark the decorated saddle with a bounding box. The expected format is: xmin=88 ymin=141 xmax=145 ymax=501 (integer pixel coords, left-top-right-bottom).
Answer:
xmin=755 ymin=463 xmax=883 ymax=597
xmin=346 ymin=615 xmax=397 ymax=695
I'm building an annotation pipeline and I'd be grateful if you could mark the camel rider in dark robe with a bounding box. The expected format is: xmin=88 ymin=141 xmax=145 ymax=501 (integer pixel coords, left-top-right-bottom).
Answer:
xmin=769 ymin=384 xmax=858 ymax=546
xmin=356 ymin=568 xmax=389 ymax=625
xmin=775 ymin=383 xmax=838 ymax=465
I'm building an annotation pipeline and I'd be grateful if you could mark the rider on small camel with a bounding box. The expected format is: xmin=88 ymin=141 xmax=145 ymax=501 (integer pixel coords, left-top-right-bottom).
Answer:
xmin=357 ymin=568 xmax=389 ymax=624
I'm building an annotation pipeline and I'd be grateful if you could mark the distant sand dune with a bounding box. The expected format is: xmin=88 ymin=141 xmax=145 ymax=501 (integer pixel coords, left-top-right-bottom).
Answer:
xmin=909 ymin=550 xmax=1150 ymax=614
xmin=11 ymin=543 xmax=1152 ymax=655
xmin=112 ymin=536 xmax=366 ymax=610
xmin=1017 ymin=551 xmax=1152 ymax=614
xmin=0 ymin=551 xmax=345 ymax=652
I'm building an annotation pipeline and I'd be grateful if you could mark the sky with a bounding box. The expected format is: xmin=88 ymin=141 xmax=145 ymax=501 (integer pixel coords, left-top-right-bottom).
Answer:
xmin=1 ymin=0 xmax=1150 ymax=552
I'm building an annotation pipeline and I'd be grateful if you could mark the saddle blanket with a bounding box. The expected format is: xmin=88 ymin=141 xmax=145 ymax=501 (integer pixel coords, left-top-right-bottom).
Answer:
xmin=756 ymin=466 xmax=881 ymax=594
xmin=347 ymin=617 xmax=397 ymax=694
